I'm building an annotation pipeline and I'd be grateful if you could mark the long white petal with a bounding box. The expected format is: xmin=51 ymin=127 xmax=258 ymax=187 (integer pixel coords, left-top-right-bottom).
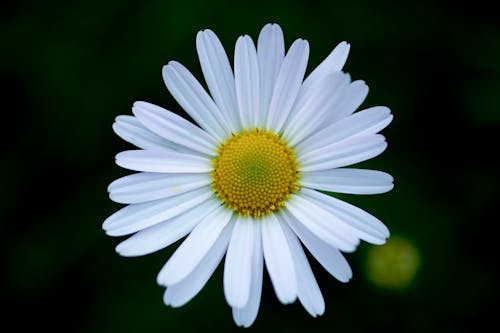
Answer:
xmin=115 ymin=150 xmax=212 ymax=173
xmin=163 ymin=217 xmax=233 ymax=307
xmin=224 ymin=217 xmax=257 ymax=308
xmin=196 ymin=29 xmax=240 ymax=130
xmin=115 ymin=197 xmax=220 ymax=257
xmin=156 ymin=206 xmax=233 ymax=286
xmin=282 ymin=72 xmax=350 ymax=146
xmin=108 ymin=172 xmax=212 ymax=204
xmin=285 ymin=194 xmax=360 ymax=252
xmin=232 ymin=222 xmax=263 ymax=327
xmin=302 ymin=41 xmax=350 ymax=90
xmin=299 ymin=134 xmax=388 ymax=172
xmin=234 ymin=35 xmax=260 ymax=130
xmin=301 ymin=168 xmax=394 ymax=195
xmin=296 ymin=106 xmax=392 ymax=153
xmin=325 ymin=80 xmax=369 ymax=124
xmin=113 ymin=115 xmax=180 ymax=152
xmin=162 ymin=61 xmax=230 ymax=139
xmin=261 ymin=214 xmax=297 ymax=304
xmin=257 ymin=23 xmax=285 ymax=128
xmin=132 ymin=101 xmax=218 ymax=155
xmin=266 ymin=39 xmax=309 ymax=133
xmin=301 ymin=188 xmax=390 ymax=241
xmin=102 ymin=187 xmax=213 ymax=236
xmin=281 ymin=209 xmax=352 ymax=282
xmin=279 ymin=216 xmax=325 ymax=317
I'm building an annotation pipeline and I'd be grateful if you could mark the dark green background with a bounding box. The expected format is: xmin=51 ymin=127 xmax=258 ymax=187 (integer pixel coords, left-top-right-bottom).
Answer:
xmin=2 ymin=0 xmax=498 ymax=332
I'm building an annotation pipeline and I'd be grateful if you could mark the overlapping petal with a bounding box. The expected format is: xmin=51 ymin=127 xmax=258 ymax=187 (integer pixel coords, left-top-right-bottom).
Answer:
xmin=281 ymin=210 xmax=353 ymax=282
xmin=298 ymin=134 xmax=388 ymax=172
xmin=301 ymin=168 xmax=394 ymax=195
xmin=224 ymin=216 xmax=258 ymax=308
xmin=112 ymin=115 xmax=181 ymax=152
xmin=235 ymin=35 xmax=260 ymax=129
xmin=115 ymin=150 xmax=212 ymax=173
xmin=296 ymin=106 xmax=392 ymax=153
xmin=299 ymin=41 xmax=350 ymax=100
xmin=261 ymin=214 xmax=297 ymax=304
xmin=324 ymin=80 xmax=369 ymax=124
xmin=162 ymin=61 xmax=230 ymax=139
xmin=286 ymin=194 xmax=360 ymax=252
xmin=108 ymin=172 xmax=211 ymax=204
xmin=231 ymin=222 xmax=263 ymax=327
xmin=266 ymin=39 xmax=309 ymax=133
xmin=156 ymin=206 xmax=233 ymax=286
xmin=132 ymin=101 xmax=218 ymax=155
xmin=256 ymin=23 xmax=285 ymax=128
xmin=103 ymin=187 xmax=213 ymax=236
xmin=162 ymin=217 xmax=233 ymax=307
xmin=282 ymin=72 xmax=351 ymax=146
xmin=115 ymin=198 xmax=220 ymax=257
xmin=279 ymin=217 xmax=325 ymax=316
xmin=196 ymin=29 xmax=240 ymax=131
xmin=301 ymin=188 xmax=390 ymax=240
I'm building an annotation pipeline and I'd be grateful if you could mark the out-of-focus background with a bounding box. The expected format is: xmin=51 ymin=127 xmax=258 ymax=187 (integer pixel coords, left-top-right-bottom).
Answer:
xmin=2 ymin=0 xmax=498 ymax=332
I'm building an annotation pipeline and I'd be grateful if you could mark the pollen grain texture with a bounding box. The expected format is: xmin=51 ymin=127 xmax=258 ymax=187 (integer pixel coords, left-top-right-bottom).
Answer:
xmin=211 ymin=129 xmax=300 ymax=218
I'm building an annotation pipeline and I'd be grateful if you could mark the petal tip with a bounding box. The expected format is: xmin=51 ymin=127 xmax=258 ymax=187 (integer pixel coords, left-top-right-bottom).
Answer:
xmin=340 ymin=41 xmax=351 ymax=49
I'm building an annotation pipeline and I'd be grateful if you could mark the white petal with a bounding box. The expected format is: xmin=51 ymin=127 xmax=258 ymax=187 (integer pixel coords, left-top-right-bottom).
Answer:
xmin=108 ymin=172 xmax=212 ymax=204
xmin=281 ymin=209 xmax=352 ymax=282
xmin=224 ymin=216 xmax=257 ymax=308
xmin=115 ymin=197 xmax=220 ymax=257
xmin=115 ymin=150 xmax=212 ymax=173
xmin=232 ymin=223 xmax=263 ymax=327
xmin=156 ymin=206 xmax=233 ymax=286
xmin=297 ymin=106 xmax=392 ymax=153
xmin=234 ymin=35 xmax=260 ymax=130
xmin=163 ymin=216 xmax=233 ymax=307
xmin=285 ymin=194 xmax=360 ymax=252
xmin=302 ymin=41 xmax=350 ymax=90
xmin=261 ymin=214 xmax=297 ymax=304
xmin=301 ymin=168 xmax=394 ymax=195
xmin=325 ymin=80 xmax=369 ymax=124
xmin=102 ymin=187 xmax=213 ymax=236
xmin=162 ymin=61 xmax=230 ymax=139
xmin=299 ymin=134 xmax=388 ymax=172
xmin=257 ymin=23 xmax=285 ymax=128
xmin=132 ymin=101 xmax=218 ymax=156
xmin=113 ymin=115 xmax=180 ymax=152
xmin=282 ymin=72 xmax=351 ymax=146
xmin=301 ymin=188 xmax=390 ymax=241
xmin=279 ymin=216 xmax=325 ymax=317
xmin=196 ymin=29 xmax=240 ymax=130
xmin=266 ymin=39 xmax=309 ymax=133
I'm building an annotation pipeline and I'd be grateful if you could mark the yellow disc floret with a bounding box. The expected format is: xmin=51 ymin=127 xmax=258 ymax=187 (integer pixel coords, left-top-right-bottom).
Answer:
xmin=211 ymin=129 xmax=300 ymax=217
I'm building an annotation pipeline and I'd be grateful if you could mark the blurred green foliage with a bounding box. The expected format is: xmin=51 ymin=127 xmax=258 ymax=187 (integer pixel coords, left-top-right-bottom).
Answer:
xmin=1 ymin=0 xmax=498 ymax=332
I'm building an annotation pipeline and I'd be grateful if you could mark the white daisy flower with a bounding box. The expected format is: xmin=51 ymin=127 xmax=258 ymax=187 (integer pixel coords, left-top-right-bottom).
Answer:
xmin=103 ymin=23 xmax=393 ymax=327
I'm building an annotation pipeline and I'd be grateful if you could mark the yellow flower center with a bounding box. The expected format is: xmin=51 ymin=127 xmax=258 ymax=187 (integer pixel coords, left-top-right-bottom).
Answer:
xmin=211 ymin=129 xmax=300 ymax=217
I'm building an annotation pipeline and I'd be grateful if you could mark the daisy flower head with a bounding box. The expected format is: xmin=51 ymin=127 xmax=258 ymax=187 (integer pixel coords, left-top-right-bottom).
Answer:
xmin=104 ymin=23 xmax=393 ymax=327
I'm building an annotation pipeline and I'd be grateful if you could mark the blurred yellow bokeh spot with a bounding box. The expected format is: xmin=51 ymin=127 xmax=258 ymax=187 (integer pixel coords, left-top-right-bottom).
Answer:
xmin=366 ymin=235 xmax=420 ymax=290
